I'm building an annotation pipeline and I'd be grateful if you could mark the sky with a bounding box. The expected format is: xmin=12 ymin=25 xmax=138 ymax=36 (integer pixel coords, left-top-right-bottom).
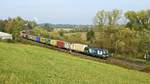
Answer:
xmin=0 ymin=0 xmax=150 ymax=24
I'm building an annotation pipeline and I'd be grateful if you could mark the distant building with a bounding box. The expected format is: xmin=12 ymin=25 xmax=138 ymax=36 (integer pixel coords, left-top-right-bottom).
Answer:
xmin=0 ymin=32 xmax=12 ymax=40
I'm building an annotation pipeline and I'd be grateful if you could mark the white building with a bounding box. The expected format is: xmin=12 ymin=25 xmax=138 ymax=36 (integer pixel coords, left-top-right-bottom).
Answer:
xmin=0 ymin=32 xmax=13 ymax=40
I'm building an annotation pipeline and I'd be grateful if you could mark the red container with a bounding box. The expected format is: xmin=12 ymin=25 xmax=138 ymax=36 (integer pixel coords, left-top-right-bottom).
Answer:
xmin=57 ymin=40 xmax=65 ymax=48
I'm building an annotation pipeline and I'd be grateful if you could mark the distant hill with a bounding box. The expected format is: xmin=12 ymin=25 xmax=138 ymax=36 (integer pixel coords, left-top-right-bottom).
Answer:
xmin=39 ymin=23 xmax=92 ymax=29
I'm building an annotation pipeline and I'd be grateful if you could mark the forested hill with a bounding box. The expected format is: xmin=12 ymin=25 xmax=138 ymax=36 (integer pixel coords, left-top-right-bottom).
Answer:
xmin=39 ymin=23 xmax=92 ymax=28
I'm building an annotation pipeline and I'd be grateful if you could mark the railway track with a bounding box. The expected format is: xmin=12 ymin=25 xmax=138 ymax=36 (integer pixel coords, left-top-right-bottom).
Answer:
xmin=21 ymin=38 xmax=150 ymax=73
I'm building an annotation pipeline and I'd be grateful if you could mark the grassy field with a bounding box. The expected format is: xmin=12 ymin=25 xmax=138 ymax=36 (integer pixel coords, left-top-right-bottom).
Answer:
xmin=0 ymin=42 xmax=150 ymax=84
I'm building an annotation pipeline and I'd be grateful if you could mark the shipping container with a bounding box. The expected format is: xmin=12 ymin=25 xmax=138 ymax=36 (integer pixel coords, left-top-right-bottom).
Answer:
xmin=45 ymin=38 xmax=50 ymax=45
xmin=36 ymin=37 xmax=40 ymax=43
xmin=64 ymin=42 xmax=71 ymax=49
xmin=50 ymin=39 xmax=57 ymax=46
xmin=40 ymin=37 xmax=46 ymax=43
xmin=57 ymin=40 xmax=65 ymax=48
xmin=70 ymin=43 xmax=88 ymax=52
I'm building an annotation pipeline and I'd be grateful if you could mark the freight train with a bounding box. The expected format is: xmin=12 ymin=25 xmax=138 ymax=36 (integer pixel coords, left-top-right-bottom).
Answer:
xmin=21 ymin=32 xmax=110 ymax=58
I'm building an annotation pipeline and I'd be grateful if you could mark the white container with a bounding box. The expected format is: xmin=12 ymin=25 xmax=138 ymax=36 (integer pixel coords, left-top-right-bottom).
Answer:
xmin=64 ymin=42 xmax=71 ymax=49
xmin=70 ymin=43 xmax=88 ymax=52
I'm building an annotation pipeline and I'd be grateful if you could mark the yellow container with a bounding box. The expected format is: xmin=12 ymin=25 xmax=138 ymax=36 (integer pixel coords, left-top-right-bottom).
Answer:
xmin=50 ymin=39 xmax=57 ymax=46
xmin=40 ymin=37 xmax=46 ymax=43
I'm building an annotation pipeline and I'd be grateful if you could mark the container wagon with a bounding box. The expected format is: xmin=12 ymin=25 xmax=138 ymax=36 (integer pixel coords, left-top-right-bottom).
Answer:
xmin=40 ymin=37 xmax=46 ymax=43
xmin=45 ymin=38 xmax=50 ymax=45
xmin=50 ymin=39 xmax=57 ymax=46
xmin=70 ymin=43 xmax=88 ymax=52
xmin=36 ymin=37 xmax=40 ymax=43
xmin=28 ymin=35 xmax=36 ymax=41
xmin=64 ymin=42 xmax=71 ymax=50
xmin=57 ymin=40 xmax=65 ymax=48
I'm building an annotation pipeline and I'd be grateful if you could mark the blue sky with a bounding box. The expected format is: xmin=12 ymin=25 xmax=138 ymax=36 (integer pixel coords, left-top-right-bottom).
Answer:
xmin=0 ymin=0 xmax=150 ymax=24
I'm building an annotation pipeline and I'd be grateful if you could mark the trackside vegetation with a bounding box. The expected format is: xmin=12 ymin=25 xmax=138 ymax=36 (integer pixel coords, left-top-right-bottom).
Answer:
xmin=0 ymin=42 xmax=150 ymax=84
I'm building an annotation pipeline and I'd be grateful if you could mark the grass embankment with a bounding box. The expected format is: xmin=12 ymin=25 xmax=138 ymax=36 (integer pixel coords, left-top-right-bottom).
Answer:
xmin=0 ymin=42 xmax=150 ymax=84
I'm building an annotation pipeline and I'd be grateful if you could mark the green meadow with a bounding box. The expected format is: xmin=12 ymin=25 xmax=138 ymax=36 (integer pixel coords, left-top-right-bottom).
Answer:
xmin=0 ymin=42 xmax=150 ymax=84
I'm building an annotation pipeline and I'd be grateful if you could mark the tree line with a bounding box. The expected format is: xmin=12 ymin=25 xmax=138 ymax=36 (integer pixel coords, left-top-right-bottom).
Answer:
xmin=0 ymin=17 xmax=37 ymax=41
xmin=0 ymin=9 xmax=149 ymax=60
xmin=0 ymin=17 xmax=53 ymax=40
xmin=86 ymin=9 xmax=150 ymax=59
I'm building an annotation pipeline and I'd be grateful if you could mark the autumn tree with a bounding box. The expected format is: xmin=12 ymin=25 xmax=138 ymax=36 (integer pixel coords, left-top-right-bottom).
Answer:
xmin=86 ymin=29 xmax=95 ymax=43
xmin=33 ymin=26 xmax=50 ymax=38
xmin=125 ymin=10 xmax=150 ymax=31
xmin=4 ymin=17 xmax=26 ymax=40
xmin=94 ymin=9 xmax=122 ymax=29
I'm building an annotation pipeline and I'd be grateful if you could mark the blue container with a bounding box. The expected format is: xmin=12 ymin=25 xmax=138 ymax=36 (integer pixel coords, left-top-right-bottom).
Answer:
xmin=36 ymin=37 xmax=40 ymax=43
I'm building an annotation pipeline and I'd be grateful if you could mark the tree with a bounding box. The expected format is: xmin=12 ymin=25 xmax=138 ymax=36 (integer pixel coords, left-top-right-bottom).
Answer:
xmin=25 ymin=21 xmax=37 ymax=30
xmin=59 ymin=29 xmax=64 ymax=39
xmin=94 ymin=9 xmax=122 ymax=29
xmin=33 ymin=26 xmax=50 ymax=38
xmin=108 ymin=9 xmax=121 ymax=27
xmin=94 ymin=10 xmax=108 ymax=28
xmin=42 ymin=23 xmax=54 ymax=32
xmin=86 ymin=29 xmax=95 ymax=43
xmin=66 ymin=33 xmax=84 ymax=43
xmin=4 ymin=17 xmax=26 ymax=40
xmin=125 ymin=10 xmax=150 ymax=31
xmin=0 ymin=20 xmax=6 ymax=32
